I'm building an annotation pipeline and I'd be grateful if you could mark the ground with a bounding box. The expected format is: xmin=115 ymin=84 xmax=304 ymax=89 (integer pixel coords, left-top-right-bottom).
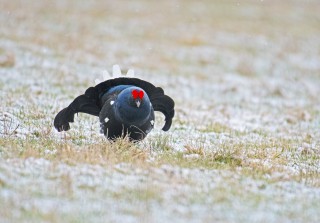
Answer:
xmin=0 ymin=0 xmax=320 ymax=222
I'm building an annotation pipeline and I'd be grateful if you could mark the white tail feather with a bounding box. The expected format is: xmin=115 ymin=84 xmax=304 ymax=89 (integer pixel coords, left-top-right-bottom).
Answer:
xmin=126 ymin=69 xmax=135 ymax=77
xmin=94 ymin=79 xmax=101 ymax=85
xmin=112 ymin=64 xmax=122 ymax=77
xmin=94 ymin=64 xmax=135 ymax=84
xmin=102 ymin=70 xmax=110 ymax=80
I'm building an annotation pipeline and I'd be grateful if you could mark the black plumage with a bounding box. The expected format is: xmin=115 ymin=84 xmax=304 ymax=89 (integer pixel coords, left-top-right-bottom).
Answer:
xmin=54 ymin=77 xmax=175 ymax=141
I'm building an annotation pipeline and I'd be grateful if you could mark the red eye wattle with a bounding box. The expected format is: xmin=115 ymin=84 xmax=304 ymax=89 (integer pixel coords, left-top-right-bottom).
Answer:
xmin=139 ymin=90 xmax=144 ymax=99
xmin=132 ymin=89 xmax=139 ymax=99
xmin=132 ymin=89 xmax=144 ymax=99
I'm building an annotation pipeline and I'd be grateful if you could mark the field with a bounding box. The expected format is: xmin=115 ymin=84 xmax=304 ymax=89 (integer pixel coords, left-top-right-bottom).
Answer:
xmin=1 ymin=0 xmax=320 ymax=222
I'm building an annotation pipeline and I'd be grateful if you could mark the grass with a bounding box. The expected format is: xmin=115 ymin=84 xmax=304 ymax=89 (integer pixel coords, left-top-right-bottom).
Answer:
xmin=1 ymin=131 xmax=319 ymax=188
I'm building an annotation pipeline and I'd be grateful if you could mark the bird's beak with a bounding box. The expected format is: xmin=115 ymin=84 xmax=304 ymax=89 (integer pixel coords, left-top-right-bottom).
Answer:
xmin=136 ymin=100 xmax=141 ymax=108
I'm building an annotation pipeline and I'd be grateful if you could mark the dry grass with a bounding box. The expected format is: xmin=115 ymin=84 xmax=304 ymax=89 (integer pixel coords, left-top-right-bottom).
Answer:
xmin=1 ymin=131 xmax=319 ymax=187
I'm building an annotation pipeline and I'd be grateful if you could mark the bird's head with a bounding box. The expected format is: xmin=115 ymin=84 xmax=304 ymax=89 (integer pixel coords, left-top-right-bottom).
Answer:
xmin=114 ymin=87 xmax=151 ymax=125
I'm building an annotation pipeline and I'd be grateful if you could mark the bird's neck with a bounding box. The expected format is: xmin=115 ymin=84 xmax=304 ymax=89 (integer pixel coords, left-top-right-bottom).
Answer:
xmin=114 ymin=101 xmax=151 ymax=126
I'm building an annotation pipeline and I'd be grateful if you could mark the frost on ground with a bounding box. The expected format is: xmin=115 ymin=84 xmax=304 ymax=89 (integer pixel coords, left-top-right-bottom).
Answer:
xmin=0 ymin=0 xmax=320 ymax=222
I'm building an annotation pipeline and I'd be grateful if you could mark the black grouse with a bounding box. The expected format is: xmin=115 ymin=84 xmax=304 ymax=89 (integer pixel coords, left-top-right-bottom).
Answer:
xmin=54 ymin=77 xmax=175 ymax=141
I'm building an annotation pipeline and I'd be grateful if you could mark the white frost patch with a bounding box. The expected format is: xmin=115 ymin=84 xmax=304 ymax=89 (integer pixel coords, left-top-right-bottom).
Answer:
xmin=0 ymin=156 xmax=320 ymax=223
xmin=0 ymin=112 xmax=20 ymax=136
xmin=183 ymin=154 xmax=200 ymax=159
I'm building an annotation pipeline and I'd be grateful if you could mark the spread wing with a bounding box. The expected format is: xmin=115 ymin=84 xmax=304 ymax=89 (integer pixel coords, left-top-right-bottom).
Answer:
xmin=54 ymin=77 xmax=175 ymax=132
xmin=54 ymin=87 xmax=101 ymax=131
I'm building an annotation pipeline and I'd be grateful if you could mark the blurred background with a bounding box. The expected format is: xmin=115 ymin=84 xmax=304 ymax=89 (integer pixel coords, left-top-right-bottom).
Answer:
xmin=1 ymin=0 xmax=319 ymax=75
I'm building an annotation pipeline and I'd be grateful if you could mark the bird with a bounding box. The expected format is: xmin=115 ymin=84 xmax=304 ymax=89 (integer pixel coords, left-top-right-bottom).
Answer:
xmin=54 ymin=77 xmax=175 ymax=141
